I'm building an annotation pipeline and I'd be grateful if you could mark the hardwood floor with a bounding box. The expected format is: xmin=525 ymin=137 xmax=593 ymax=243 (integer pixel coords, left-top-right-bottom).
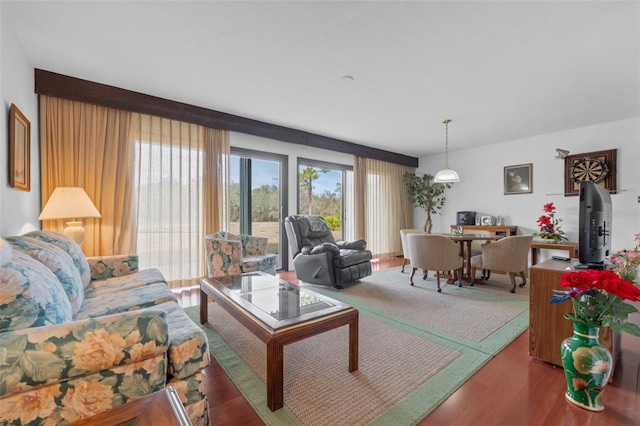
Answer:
xmin=197 ymin=258 xmax=639 ymax=425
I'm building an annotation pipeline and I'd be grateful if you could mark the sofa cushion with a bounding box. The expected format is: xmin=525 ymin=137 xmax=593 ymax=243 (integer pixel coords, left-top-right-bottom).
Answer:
xmin=242 ymin=254 xmax=277 ymax=274
xmin=6 ymin=236 xmax=85 ymax=315
xmin=0 ymin=251 xmax=73 ymax=331
xmin=75 ymin=282 xmax=178 ymax=320
xmin=84 ymin=268 xmax=167 ymax=299
xmin=24 ymin=230 xmax=91 ymax=287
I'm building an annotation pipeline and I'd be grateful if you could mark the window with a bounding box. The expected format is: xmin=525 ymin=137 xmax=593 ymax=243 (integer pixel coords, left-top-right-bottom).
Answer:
xmin=230 ymin=148 xmax=288 ymax=269
xmin=297 ymin=159 xmax=353 ymax=241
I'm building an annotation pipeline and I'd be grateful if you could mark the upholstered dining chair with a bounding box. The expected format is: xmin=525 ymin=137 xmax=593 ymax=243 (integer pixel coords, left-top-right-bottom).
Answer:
xmin=469 ymin=235 xmax=534 ymax=293
xmin=399 ymin=229 xmax=426 ymax=273
xmin=406 ymin=233 xmax=464 ymax=293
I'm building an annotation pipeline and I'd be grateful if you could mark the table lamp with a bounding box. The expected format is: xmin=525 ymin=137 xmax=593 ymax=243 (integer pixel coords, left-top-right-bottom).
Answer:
xmin=38 ymin=187 xmax=101 ymax=245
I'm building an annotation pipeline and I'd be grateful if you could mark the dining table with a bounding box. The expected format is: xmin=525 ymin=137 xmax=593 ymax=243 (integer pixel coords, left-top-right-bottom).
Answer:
xmin=443 ymin=233 xmax=503 ymax=281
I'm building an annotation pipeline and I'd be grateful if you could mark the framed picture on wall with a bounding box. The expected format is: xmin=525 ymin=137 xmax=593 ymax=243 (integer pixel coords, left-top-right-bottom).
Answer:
xmin=9 ymin=103 xmax=31 ymax=192
xmin=504 ymin=163 xmax=532 ymax=195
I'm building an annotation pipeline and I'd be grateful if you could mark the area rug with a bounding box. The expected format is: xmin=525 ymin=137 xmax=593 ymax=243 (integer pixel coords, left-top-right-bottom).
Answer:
xmin=185 ymin=267 xmax=529 ymax=425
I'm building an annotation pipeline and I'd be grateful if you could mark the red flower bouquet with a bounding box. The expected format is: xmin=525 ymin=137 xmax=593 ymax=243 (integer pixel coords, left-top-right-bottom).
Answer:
xmin=550 ymin=269 xmax=640 ymax=336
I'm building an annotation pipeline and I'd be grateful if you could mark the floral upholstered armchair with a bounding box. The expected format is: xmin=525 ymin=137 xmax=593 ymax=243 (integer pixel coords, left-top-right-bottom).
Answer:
xmin=203 ymin=231 xmax=277 ymax=277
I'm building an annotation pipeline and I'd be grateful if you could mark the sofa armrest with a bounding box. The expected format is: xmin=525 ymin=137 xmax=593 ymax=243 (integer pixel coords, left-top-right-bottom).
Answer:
xmin=204 ymin=237 xmax=243 ymax=277
xmin=0 ymin=308 xmax=168 ymax=399
xmin=87 ymin=254 xmax=139 ymax=280
xmin=241 ymin=234 xmax=269 ymax=256
xmin=336 ymin=240 xmax=367 ymax=250
xmin=301 ymin=243 xmax=340 ymax=256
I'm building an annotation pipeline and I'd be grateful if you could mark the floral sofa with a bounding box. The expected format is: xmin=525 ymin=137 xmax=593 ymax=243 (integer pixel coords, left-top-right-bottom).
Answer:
xmin=0 ymin=231 xmax=209 ymax=425
xmin=203 ymin=231 xmax=277 ymax=277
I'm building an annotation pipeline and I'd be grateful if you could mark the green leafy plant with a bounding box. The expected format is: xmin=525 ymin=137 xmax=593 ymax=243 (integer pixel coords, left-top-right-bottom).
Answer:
xmin=403 ymin=172 xmax=452 ymax=233
xmin=324 ymin=216 xmax=342 ymax=231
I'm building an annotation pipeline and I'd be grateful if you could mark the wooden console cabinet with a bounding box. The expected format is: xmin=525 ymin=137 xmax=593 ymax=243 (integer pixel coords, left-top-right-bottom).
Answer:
xmin=529 ymin=259 xmax=614 ymax=367
xmin=450 ymin=225 xmax=517 ymax=236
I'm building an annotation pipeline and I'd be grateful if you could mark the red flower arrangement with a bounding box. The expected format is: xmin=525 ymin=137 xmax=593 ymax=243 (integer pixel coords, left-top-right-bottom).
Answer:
xmin=550 ymin=269 xmax=640 ymax=336
xmin=533 ymin=202 xmax=567 ymax=242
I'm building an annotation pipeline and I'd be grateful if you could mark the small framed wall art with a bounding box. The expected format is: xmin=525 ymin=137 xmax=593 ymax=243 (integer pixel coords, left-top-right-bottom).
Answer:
xmin=504 ymin=163 xmax=533 ymax=195
xmin=564 ymin=149 xmax=616 ymax=196
xmin=9 ymin=103 xmax=31 ymax=192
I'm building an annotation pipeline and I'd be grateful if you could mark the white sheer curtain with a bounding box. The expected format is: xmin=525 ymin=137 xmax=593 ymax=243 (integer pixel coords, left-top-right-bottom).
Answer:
xmin=129 ymin=113 xmax=229 ymax=288
xmin=354 ymin=157 xmax=414 ymax=258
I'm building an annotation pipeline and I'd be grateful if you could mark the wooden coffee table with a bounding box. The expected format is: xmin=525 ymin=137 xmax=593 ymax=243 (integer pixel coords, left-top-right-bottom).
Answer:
xmin=200 ymin=272 xmax=359 ymax=411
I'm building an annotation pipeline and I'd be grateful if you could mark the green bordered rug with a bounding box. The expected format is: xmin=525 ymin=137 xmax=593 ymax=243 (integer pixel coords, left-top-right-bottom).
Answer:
xmin=185 ymin=267 xmax=529 ymax=425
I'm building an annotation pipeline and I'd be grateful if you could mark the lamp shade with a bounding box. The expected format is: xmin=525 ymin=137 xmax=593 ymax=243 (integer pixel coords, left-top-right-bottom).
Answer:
xmin=39 ymin=187 xmax=101 ymax=220
xmin=433 ymin=168 xmax=460 ymax=183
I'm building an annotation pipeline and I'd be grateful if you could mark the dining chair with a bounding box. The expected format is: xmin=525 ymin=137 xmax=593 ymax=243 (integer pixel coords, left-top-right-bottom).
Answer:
xmin=399 ymin=229 xmax=426 ymax=273
xmin=406 ymin=233 xmax=464 ymax=292
xmin=469 ymin=235 xmax=534 ymax=293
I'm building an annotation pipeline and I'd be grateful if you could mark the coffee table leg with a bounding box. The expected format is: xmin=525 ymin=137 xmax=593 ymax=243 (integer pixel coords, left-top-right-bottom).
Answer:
xmin=349 ymin=313 xmax=359 ymax=372
xmin=200 ymin=289 xmax=208 ymax=324
xmin=266 ymin=339 xmax=284 ymax=411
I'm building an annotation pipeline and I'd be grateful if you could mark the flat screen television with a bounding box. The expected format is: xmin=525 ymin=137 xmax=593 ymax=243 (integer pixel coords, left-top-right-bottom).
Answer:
xmin=577 ymin=181 xmax=612 ymax=269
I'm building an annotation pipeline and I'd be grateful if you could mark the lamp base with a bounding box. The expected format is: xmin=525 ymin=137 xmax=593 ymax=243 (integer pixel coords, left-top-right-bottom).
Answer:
xmin=64 ymin=221 xmax=85 ymax=246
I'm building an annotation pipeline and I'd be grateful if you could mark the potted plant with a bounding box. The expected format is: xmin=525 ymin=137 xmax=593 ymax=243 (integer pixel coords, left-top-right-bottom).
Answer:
xmin=532 ymin=202 xmax=567 ymax=243
xmin=403 ymin=172 xmax=452 ymax=233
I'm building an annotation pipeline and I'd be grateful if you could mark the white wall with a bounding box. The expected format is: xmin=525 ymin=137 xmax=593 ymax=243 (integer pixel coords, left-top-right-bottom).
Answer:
xmin=1 ymin=6 xmax=40 ymax=237
xmin=418 ymin=117 xmax=640 ymax=254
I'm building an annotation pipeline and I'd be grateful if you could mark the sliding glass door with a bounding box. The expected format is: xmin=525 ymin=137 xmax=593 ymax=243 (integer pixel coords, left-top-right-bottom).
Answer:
xmin=230 ymin=148 xmax=288 ymax=270
xmin=297 ymin=159 xmax=353 ymax=241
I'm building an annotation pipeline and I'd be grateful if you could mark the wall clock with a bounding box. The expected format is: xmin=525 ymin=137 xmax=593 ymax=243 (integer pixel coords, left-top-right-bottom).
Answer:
xmin=564 ymin=149 xmax=616 ymax=196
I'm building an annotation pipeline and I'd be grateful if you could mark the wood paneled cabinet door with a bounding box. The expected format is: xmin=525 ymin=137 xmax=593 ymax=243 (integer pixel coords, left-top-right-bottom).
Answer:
xmin=529 ymin=259 xmax=615 ymax=368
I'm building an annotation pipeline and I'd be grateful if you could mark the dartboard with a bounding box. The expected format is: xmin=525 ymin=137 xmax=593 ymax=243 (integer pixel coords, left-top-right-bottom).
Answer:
xmin=569 ymin=157 xmax=609 ymax=183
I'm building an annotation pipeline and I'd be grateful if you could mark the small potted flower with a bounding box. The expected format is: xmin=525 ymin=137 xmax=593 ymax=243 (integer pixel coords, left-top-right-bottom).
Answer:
xmin=610 ymin=233 xmax=640 ymax=284
xmin=533 ymin=202 xmax=567 ymax=243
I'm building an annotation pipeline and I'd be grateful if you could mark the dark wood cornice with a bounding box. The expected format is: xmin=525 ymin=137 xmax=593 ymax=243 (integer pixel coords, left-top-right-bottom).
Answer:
xmin=35 ymin=69 xmax=418 ymax=167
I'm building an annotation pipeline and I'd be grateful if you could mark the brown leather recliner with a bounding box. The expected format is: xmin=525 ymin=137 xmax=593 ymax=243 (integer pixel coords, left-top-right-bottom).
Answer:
xmin=284 ymin=215 xmax=372 ymax=288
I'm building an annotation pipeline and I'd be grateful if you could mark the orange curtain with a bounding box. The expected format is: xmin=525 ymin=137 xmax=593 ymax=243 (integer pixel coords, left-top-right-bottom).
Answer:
xmin=40 ymin=96 xmax=230 ymax=287
xmin=39 ymin=96 xmax=136 ymax=256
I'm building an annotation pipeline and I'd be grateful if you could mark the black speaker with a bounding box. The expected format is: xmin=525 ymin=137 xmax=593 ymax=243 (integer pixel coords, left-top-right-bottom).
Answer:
xmin=456 ymin=211 xmax=477 ymax=225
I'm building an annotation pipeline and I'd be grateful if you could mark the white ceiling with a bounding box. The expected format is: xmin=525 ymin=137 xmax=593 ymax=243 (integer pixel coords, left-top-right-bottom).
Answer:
xmin=4 ymin=1 xmax=639 ymax=158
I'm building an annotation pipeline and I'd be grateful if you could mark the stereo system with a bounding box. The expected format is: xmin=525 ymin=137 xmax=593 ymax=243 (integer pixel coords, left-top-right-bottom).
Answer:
xmin=456 ymin=211 xmax=477 ymax=226
xmin=480 ymin=215 xmax=496 ymax=226
xmin=458 ymin=211 xmax=503 ymax=226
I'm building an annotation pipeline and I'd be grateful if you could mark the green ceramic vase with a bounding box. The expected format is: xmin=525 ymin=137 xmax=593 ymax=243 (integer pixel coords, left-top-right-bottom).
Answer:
xmin=560 ymin=322 xmax=612 ymax=411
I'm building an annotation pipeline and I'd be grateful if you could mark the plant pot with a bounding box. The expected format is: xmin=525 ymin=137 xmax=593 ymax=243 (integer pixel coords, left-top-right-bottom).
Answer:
xmin=560 ymin=322 xmax=613 ymax=411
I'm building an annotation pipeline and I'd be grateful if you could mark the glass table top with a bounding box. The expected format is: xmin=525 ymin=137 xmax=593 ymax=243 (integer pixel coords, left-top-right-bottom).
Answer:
xmin=215 ymin=273 xmax=336 ymax=321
